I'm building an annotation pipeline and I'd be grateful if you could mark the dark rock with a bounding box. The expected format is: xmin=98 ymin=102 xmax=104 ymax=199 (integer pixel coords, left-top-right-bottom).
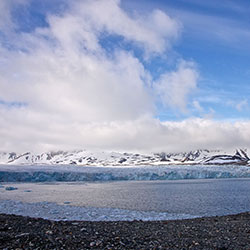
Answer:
xmin=118 ymin=158 xmax=127 ymax=164
xmin=0 ymin=212 xmax=249 ymax=249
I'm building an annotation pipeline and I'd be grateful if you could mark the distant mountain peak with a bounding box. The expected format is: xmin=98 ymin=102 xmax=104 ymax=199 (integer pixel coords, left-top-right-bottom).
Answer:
xmin=0 ymin=149 xmax=249 ymax=166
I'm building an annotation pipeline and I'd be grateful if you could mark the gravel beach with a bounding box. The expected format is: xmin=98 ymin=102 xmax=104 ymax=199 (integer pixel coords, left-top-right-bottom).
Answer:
xmin=0 ymin=212 xmax=249 ymax=249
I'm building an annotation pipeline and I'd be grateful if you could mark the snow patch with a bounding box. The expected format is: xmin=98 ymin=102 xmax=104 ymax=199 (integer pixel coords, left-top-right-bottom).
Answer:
xmin=1 ymin=149 xmax=249 ymax=166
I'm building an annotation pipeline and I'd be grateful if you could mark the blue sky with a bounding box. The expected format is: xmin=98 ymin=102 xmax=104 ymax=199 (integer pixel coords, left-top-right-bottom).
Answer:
xmin=123 ymin=0 xmax=250 ymax=120
xmin=7 ymin=0 xmax=250 ymax=120
xmin=1 ymin=0 xmax=250 ymax=152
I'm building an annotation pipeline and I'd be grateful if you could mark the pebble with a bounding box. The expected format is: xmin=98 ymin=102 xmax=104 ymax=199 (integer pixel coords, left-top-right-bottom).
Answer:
xmin=15 ymin=233 xmax=30 ymax=238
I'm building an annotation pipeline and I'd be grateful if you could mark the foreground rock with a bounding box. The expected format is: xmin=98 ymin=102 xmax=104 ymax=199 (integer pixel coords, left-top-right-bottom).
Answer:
xmin=0 ymin=212 xmax=249 ymax=249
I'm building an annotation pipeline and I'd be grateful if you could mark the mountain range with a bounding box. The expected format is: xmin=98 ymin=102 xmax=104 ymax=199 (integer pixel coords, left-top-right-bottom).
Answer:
xmin=0 ymin=149 xmax=250 ymax=166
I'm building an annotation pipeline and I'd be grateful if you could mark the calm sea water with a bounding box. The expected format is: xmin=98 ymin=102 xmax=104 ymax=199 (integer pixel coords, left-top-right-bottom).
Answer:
xmin=1 ymin=178 xmax=250 ymax=217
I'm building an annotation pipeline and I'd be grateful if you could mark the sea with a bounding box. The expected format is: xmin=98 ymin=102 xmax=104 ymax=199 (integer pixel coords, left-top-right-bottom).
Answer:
xmin=0 ymin=167 xmax=250 ymax=221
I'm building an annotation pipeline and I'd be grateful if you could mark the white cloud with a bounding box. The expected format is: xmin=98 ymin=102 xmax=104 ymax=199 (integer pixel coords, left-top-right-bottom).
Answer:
xmin=0 ymin=0 xmax=185 ymax=152
xmin=0 ymin=0 xmax=12 ymax=30
xmin=154 ymin=61 xmax=199 ymax=112
xmin=1 ymin=111 xmax=250 ymax=153
xmin=1 ymin=0 xmax=249 ymax=153
xmin=203 ymin=108 xmax=215 ymax=120
xmin=2 ymin=0 xmax=173 ymax=123
xmin=192 ymin=100 xmax=203 ymax=112
xmin=70 ymin=0 xmax=181 ymax=55
xmin=0 ymin=0 xmax=29 ymax=32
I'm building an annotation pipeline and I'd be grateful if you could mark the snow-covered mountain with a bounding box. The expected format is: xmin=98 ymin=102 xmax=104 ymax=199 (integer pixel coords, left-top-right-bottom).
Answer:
xmin=0 ymin=149 xmax=249 ymax=166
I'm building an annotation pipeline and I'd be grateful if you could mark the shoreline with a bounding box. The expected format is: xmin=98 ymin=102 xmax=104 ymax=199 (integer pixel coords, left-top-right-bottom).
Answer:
xmin=0 ymin=212 xmax=249 ymax=249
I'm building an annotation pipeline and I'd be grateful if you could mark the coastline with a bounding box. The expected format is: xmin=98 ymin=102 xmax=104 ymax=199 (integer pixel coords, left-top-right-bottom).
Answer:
xmin=0 ymin=212 xmax=249 ymax=249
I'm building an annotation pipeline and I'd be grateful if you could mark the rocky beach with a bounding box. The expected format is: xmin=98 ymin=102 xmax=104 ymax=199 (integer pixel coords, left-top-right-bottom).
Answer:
xmin=0 ymin=212 xmax=249 ymax=249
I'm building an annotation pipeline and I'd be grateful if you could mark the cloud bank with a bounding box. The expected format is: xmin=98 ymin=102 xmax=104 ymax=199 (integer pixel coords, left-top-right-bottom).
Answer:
xmin=0 ymin=0 xmax=249 ymax=153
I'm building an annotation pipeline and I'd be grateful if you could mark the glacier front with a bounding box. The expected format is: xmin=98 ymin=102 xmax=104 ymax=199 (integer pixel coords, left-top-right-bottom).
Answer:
xmin=0 ymin=164 xmax=250 ymax=182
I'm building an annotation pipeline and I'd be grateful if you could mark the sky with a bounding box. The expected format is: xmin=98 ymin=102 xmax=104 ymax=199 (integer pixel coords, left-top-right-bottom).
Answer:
xmin=0 ymin=0 xmax=250 ymax=153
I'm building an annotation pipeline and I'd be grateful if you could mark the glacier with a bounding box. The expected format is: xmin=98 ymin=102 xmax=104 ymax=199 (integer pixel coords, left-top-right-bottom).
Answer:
xmin=0 ymin=164 xmax=249 ymax=182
